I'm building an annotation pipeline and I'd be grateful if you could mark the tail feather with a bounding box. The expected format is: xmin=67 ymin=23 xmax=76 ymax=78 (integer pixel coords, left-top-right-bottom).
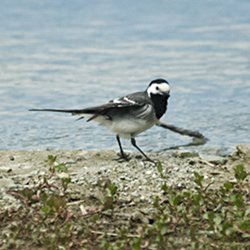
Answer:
xmin=29 ymin=108 xmax=96 ymax=115
xmin=29 ymin=103 xmax=117 ymax=121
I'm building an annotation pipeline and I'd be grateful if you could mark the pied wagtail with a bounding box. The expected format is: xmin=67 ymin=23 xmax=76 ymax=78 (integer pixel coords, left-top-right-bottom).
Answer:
xmin=30 ymin=79 xmax=170 ymax=162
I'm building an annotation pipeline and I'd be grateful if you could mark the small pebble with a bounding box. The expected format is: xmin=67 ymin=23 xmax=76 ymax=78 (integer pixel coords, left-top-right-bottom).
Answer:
xmin=173 ymin=166 xmax=180 ymax=172
xmin=9 ymin=155 xmax=15 ymax=161
xmin=145 ymin=170 xmax=153 ymax=175
xmin=140 ymin=196 xmax=145 ymax=202
xmin=177 ymin=183 xmax=184 ymax=188
xmin=0 ymin=167 xmax=13 ymax=173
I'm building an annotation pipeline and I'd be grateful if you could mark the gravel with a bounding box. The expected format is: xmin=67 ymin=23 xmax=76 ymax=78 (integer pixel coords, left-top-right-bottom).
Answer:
xmin=0 ymin=145 xmax=250 ymax=209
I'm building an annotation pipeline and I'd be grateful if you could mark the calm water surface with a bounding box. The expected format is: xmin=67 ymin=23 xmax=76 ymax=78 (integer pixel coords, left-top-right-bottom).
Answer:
xmin=1 ymin=0 xmax=250 ymax=154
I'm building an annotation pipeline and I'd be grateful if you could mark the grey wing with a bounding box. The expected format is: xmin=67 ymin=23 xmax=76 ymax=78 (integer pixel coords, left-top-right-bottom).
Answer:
xmin=30 ymin=91 xmax=155 ymax=121
xmin=74 ymin=95 xmax=145 ymax=121
xmin=127 ymin=103 xmax=155 ymax=120
xmin=108 ymin=92 xmax=155 ymax=120
xmin=111 ymin=91 xmax=152 ymax=106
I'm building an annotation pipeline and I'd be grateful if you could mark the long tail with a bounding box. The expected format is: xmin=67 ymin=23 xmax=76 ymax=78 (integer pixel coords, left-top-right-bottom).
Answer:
xmin=29 ymin=108 xmax=93 ymax=115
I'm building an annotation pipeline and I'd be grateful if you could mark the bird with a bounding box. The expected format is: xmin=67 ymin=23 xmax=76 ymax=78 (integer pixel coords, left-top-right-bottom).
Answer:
xmin=30 ymin=79 xmax=170 ymax=162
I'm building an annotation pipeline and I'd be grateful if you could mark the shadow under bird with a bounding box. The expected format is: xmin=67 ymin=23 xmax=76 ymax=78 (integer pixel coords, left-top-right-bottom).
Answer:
xmin=30 ymin=79 xmax=171 ymax=162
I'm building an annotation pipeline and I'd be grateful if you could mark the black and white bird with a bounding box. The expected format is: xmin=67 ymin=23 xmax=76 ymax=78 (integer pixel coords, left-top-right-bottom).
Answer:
xmin=30 ymin=79 xmax=170 ymax=162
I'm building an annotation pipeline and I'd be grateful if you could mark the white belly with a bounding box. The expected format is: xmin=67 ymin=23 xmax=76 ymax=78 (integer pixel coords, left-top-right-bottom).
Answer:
xmin=92 ymin=116 xmax=156 ymax=138
xmin=110 ymin=118 xmax=155 ymax=138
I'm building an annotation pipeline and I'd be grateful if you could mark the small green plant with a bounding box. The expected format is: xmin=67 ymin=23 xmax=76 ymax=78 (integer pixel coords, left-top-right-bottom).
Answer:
xmin=46 ymin=154 xmax=71 ymax=191
xmin=46 ymin=155 xmax=69 ymax=174
xmin=152 ymin=163 xmax=250 ymax=248
xmin=234 ymin=163 xmax=248 ymax=182
xmin=96 ymin=179 xmax=118 ymax=210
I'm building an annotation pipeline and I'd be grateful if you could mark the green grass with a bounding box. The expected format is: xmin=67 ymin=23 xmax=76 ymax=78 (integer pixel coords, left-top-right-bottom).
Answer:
xmin=0 ymin=156 xmax=249 ymax=249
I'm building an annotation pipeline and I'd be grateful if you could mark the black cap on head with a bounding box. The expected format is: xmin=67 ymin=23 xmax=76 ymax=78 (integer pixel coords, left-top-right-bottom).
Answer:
xmin=149 ymin=78 xmax=169 ymax=86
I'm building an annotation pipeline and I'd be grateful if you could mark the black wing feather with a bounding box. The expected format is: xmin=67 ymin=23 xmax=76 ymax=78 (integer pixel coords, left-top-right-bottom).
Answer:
xmin=29 ymin=91 xmax=152 ymax=120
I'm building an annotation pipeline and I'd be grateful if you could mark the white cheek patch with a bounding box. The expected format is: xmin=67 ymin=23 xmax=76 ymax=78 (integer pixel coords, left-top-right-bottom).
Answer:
xmin=147 ymin=84 xmax=158 ymax=95
xmin=147 ymin=83 xmax=170 ymax=96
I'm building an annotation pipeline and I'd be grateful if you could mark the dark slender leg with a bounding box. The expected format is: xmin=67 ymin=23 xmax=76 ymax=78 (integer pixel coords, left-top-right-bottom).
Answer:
xmin=131 ymin=138 xmax=154 ymax=162
xmin=116 ymin=135 xmax=128 ymax=160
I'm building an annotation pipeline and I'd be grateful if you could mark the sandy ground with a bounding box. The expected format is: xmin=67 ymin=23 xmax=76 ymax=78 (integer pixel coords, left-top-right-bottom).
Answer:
xmin=1 ymin=145 xmax=249 ymax=210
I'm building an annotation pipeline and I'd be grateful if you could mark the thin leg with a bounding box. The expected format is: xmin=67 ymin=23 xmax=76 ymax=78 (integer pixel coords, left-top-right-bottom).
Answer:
xmin=131 ymin=138 xmax=154 ymax=162
xmin=116 ymin=135 xmax=128 ymax=160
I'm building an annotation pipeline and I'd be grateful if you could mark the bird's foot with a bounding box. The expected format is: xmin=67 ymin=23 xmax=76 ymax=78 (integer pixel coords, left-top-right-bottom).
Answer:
xmin=143 ymin=157 xmax=156 ymax=164
xmin=115 ymin=152 xmax=156 ymax=164
xmin=134 ymin=153 xmax=156 ymax=164
xmin=116 ymin=152 xmax=131 ymax=162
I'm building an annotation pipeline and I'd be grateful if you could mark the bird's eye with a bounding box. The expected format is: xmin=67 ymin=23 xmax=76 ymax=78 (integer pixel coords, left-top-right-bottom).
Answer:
xmin=156 ymin=86 xmax=159 ymax=91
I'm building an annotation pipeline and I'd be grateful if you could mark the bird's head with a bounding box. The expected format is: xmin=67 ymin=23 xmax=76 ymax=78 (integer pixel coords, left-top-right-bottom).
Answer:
xmin=146 ymin=78 xmax=170 ymax=98
xmin=146 ymin=78 xmax=170 ymax=119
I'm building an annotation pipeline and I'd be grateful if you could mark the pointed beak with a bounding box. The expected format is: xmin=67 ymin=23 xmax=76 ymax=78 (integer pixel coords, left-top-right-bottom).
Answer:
xmin=163 ymin=92 xmax=170 ymax=97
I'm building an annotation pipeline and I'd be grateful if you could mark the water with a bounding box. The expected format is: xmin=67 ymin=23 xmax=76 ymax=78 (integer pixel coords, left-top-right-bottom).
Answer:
xmin=1 ymin=0 xmax=250 ymax=154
